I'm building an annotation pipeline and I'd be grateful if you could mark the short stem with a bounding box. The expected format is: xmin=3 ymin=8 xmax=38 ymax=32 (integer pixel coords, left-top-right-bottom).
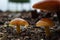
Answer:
xmin=16 ymin=25 xmax=20 ymax=33
xmin=45 ymin=26 xmax=51 ymax=37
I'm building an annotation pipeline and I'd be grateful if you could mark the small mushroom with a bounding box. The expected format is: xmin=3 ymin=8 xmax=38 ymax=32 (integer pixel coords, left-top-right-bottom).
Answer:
xmin=10 ymin=18 xmax=29 ymax=33
xmin=36 ymin=18 xmax=55 ymax=37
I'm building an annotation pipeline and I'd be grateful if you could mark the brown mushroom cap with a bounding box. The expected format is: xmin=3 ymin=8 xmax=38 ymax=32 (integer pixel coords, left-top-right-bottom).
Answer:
xmin=10 ymin=18 xmax=29 ymax=28
xmin=36 ymin=18 xmax=55 ymax=27
xmin=33 ymin=0 xmax=60 ymax=12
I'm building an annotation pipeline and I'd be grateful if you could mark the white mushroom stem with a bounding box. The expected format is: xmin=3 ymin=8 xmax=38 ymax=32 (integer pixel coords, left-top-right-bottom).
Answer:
xmin=45 ymin=26 xmax=51 ymax=37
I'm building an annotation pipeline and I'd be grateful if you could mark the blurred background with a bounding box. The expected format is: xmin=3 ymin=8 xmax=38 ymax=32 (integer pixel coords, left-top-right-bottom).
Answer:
xmin=0 ymin=0 xmax=44 ymax=11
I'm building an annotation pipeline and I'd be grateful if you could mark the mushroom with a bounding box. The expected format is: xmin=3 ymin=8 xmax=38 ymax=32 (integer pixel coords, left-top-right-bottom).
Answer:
xmin=10 ymin=18 xmax=29 ymax=33
xmin=36 ymin=18 xmax=55 ymax=37
xmin=32 ymin=0 xmax=60 ymax=23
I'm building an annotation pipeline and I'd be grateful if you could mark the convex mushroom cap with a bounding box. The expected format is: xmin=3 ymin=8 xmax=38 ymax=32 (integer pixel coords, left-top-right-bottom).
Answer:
xmin=33 ymin=0 xmax=60 ymax=12
xmin=36 ymin=18 xmax=55 ymax=27
xmin=10 ymin=18 xmax=29 ymax=28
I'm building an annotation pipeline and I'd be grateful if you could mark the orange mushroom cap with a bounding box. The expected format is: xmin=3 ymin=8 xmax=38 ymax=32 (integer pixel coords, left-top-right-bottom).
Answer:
xmin=10 ymin=18 xmax=29 ymax=28
xmin=36 ymin=18 xmax=55 ymax=27
xmin=33 ymin=0 xmax=60 ymax=12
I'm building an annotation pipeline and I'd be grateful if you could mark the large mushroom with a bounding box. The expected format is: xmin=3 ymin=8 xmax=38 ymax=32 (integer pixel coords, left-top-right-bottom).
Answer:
xmin=33 ymin=0 xmax=60 ymax=23
xmin=10 ymin=18 xmax=29 ymax=33
xmin=36 ymin=18 xmax=55 ymax=37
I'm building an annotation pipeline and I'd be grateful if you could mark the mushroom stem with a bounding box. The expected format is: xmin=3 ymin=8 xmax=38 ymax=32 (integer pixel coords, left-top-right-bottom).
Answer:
xmin=16 ymin=25 xmax=20 ymax=33
xmin=45 ymin=26 xmax=51 ymax=37
xmin=56 ymin=11 xmax=60 ymax=24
